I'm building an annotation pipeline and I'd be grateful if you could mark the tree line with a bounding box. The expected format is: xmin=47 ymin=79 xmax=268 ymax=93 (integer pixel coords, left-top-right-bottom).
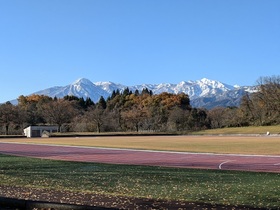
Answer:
xmin=0 ymin=76 xmax=279 ymax=135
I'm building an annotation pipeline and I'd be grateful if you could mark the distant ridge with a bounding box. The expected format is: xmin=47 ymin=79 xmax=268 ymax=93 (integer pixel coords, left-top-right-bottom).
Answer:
xmin=11 ymin=78 xmax=257 ymax=109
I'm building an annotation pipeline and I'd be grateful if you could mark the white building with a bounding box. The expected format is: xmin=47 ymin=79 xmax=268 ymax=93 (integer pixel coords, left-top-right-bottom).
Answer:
xmin=24 ymin=126 xmax=59 ymax=138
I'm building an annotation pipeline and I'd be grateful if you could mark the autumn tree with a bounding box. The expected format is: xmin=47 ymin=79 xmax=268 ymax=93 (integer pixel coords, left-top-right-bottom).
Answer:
xmin=17 ymin=95 xmax=53 ymax=125
xmin=18 ymin=94 xmax=53 ymax=107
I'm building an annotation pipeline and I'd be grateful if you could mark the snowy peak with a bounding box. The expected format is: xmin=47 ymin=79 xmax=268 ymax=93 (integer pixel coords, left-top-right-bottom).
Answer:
xmin=70 ymin=78 xmax=97 ymax=93
xmin=198 ymin=78 xmax=234 ymax=90
xmin=72 ymin=78 xmax=95 ymax=86
xmin=167 ymin=78 xmax=234 ymax=99
xmin=94 ymin=81 xmax=127 ymax=94
xmin=34 ymin=78 xmax=109 ymax=102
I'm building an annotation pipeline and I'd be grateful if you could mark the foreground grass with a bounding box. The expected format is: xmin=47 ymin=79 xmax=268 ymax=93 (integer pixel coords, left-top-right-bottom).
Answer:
xmin=0 ymin=154 xmax=279 ymax=208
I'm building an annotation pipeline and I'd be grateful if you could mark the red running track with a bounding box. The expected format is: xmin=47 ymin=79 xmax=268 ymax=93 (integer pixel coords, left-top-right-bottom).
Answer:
xmin=0 ymin=142 xmax=280 ymax=173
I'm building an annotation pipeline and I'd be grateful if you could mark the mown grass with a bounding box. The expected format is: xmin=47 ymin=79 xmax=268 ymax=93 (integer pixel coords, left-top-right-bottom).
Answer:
xmin=0 ymin=154 xmax=279 ymax=208
xmin=50 ymin=125 xmax=280 ymax=136
xmin=191 ymin=125 xmax=280 ymax=135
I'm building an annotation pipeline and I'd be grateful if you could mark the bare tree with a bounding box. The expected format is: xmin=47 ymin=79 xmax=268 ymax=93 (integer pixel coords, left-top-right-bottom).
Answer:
xmin=121 ymin=106 xmax=145 ymax=132
xmin=0 ymin=102 xmax=17 ymax=135
xmin=256 ymin=76 xmax=280 ymax=124
xmin=167 ymin=107 xmax=187 ymax=131
xmin=41 ymin=100 xmax=77 ymax=132
xmin=207 ymin=107 xmax=225 ymax=128
xmin=86 ymin=106 xmax=106 ymax=133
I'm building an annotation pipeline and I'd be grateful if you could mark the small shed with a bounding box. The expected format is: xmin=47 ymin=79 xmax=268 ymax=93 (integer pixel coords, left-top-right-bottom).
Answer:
xmin=24 ymin=126 xmax=59 ymax=138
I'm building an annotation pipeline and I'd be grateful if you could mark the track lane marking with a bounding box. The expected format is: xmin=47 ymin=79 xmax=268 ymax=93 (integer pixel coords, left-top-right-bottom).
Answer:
xmin=0 ymin=142 xmax=280 ymax=172
xmin=219 ymin=160 xmax=234 ymax=170
xmin=1 ymin=142 xmax=280 ymax=158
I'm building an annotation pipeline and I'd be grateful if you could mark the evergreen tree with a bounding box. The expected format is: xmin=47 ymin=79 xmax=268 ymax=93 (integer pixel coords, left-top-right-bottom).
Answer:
xmin=134 ymin=89 xmax=140 ymax=96
xmin=141 ymin=88 xmax=153 ymax=96
xmin=78 ymin=97 xmax=86 ymax=109
xmin=64 ymin=95 xmax=79 ymax=101
xmin=85 ymin=97 xmax=94 ymax=107
xmin=98 ymin=96 xmax=107 ymax=109
xmin=123 ymin=87 xmax=130 ymax=96
xmin=111 ymin=90 xmax=117 ymax=99
xmin=141 ymin=88 xmax=149 ymax=95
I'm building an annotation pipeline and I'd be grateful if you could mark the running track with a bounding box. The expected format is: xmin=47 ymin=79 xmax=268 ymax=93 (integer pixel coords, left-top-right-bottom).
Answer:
xmin=0 ymin=142 xmax=280 ymax=173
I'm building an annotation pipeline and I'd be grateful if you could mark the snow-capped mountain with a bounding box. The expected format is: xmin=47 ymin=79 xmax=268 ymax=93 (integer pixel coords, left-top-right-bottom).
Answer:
xmin=14 ymin=78 xmax=257 ymax=109
xmin=33 ymin=78 xmax=109 ymax=102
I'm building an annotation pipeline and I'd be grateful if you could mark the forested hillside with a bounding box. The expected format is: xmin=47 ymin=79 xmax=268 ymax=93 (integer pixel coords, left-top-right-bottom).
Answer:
xmin=0 ymin=76 xmax=279 ymax=135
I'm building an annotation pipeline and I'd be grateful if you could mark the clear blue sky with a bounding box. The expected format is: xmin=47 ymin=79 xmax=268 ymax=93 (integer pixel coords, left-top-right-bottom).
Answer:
xmin=0 ymin=0 xmax=279 ymax=102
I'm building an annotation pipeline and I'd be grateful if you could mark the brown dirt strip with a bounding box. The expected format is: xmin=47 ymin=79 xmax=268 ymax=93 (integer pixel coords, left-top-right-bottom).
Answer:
xmin=0 ymin=186 xmax=265 ymax=210
xmin=0 ymin=142 xmax=280 ymax=173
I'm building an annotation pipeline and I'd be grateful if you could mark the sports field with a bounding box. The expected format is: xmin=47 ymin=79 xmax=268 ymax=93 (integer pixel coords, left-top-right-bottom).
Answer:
xmin=2 ymin=135 xmax=280 ymax=155
xmin=0 ymin=135 xmax=280 ymax=208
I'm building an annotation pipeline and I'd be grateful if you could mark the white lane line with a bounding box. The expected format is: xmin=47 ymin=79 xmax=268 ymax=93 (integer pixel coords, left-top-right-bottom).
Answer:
xmin=274 ymin=163 xmax=280 ymax=166
xmin=1 ymin=142 xmax=280 ymax=158
xmin=219 ymin=160 xmax=234 ymax=170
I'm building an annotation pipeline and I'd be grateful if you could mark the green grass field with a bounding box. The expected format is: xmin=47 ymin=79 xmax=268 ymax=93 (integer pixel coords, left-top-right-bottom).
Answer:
xmin=0 ymin=154 xmax=280 ymax=208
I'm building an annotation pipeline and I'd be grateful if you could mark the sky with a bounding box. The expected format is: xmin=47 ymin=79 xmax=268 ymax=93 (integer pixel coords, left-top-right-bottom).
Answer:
xmin=0 ymin=0 xmax=279 ymax=102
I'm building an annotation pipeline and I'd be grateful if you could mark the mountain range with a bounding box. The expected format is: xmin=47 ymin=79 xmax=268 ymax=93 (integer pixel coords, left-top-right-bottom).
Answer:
xmin=20 ymin=78 xmax=256 ymax=109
